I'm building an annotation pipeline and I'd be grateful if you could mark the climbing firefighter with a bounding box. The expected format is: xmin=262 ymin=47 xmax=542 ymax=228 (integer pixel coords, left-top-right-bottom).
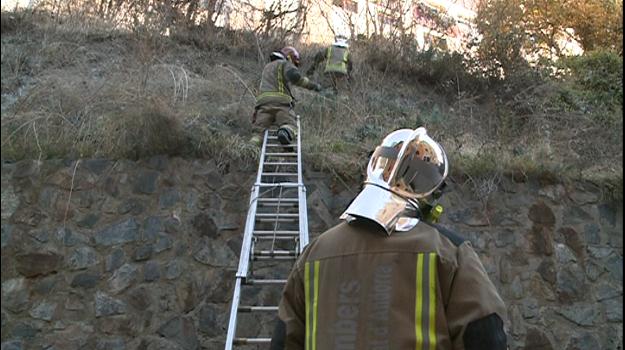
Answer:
xmin=270 ymin=127 xmax=508 ymax=350
xmin=307 ymin=34 xmax=353 ymax=96
xmin=251 ymin=46 xmax=322 ymax=147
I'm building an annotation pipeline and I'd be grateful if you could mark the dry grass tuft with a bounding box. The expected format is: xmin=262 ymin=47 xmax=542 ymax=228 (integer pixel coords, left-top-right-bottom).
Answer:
xmin=98 ymin=97 xmax=189 ymax=158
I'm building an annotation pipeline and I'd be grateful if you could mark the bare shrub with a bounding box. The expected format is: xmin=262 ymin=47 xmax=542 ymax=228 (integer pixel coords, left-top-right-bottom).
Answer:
xmin=98 ymin=97 xmax=187 ymax=158
xmin=356 ymin=36 xmax=488 ymax=95
xmin=1 ymin=9 xmax=36 ymax=34
xmin=1 ymin=16 xmax=248 ymax=161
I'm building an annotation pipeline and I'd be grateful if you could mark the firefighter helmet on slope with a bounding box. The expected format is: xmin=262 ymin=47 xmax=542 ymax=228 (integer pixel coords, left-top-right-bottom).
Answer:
xmin=333 ymin=34 xmax=349 ymax=48
xmin=280 ymin=46 xmax=301 ymax=66
xmin=341 ymin=127 xmax=448 ymax=234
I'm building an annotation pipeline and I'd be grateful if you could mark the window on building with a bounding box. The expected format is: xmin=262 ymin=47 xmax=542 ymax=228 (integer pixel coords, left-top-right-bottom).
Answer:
xmin=334 ymin=0 xmax=358 ymax=12
xmin=372 ymin=0 xmax=400 ymax=7
xmin=345 ymin=0 xmax=358 ymax=12
xmin=413 ymin=2 xmax=438 ymax=28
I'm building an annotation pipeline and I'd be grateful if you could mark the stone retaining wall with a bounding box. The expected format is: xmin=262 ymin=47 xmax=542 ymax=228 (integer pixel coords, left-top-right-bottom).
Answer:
xmin=1 ymin=157 xmax=622 ymax=349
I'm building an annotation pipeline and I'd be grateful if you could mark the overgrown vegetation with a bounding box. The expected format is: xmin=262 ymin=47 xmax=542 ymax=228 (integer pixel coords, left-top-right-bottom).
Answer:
xmin=475 ymin=0 xmax=623 ymax=76
xmin=0 ymin=5 xmax=622 ymax=193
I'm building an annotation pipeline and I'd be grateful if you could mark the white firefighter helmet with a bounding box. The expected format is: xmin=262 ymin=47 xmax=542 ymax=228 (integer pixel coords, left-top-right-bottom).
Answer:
xmin=333 ymin=34 xmax=349 ymax=48
xmin=341 ymin=127 xmax=448 ymax=234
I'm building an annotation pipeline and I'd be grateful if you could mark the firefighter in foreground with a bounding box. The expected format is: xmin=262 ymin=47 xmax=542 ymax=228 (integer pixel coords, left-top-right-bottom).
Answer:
xmin=270 ymin=127 xmax=508 ymax=349
xmin=306 ymin=34 xmax=353 ymax=96
xmin=251 ymin=46 xmax=322 ymax=147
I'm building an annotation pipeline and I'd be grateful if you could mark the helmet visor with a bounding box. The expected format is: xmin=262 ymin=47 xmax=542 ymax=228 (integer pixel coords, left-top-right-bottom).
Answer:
xmin=391 ymin=130 xmax=448 ymax=198
xmin=367 ymin=129 xmax=412 ymax=185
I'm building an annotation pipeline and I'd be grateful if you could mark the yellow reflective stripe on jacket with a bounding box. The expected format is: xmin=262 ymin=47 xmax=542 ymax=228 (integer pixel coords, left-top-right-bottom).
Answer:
xmin=305 ymin=261 xmax=320 ymax=350
xmin=416 ymin=253 xmax=437 ymax=350
xmin=313 ymin=261 xmax=320 ymax=350
xmin=256 ymin=62 xmax=291 ymax=103
xmin=416 ymin=254 xmax=424 ymax=346
xmin=256 ymin=91 xmax=291 ymax=100
xmin=324 ymin=46 xmax=349 ymax=73
xmin=277 ymin=62 xmax=285 ymax=94
xmin=324 ymin=47 xmax=332 ymax=71
xmin=428 ymin=253 xmax=437 ymax=349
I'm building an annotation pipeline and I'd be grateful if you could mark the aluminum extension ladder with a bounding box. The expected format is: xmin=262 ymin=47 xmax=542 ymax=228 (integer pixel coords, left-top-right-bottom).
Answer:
xmin=225 ymin=117 xmax=310 ymax=349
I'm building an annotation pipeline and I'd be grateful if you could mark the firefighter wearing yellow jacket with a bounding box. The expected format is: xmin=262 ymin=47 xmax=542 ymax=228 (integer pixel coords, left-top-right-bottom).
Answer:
xmin=251 ymin=46 xmax=321 ymax=147
xmin=271 ymin=128 xmax=508 ymax=350
xmin=307 ymin=35 xmax=353 ymax=95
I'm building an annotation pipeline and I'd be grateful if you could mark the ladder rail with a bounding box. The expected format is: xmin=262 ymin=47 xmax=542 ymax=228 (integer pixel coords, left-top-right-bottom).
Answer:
xmin=225 ymin=129 xmax=269 ymax=350
xmin=225 ymin=278 xmax=242 ymax=350
xmin=235 ymin=128 xmax=269 ymax=279
xmin=297 ymin=117 xmax=309 ymax=250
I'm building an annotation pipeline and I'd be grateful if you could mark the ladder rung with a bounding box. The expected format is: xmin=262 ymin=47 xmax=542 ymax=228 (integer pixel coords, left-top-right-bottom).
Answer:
xmin=258 ymin=183 xmax=299 ymax=187
xmin=266 ymin=144 xmax=298 ymax=148
xmin=254 ymin=256 xmax=297 ymax=260
xmin=254 ymin=230 xmax=299 ymax=234
xmin=254 ymin=235 xmax=299 ymax=239
xmin=258 ymin=198 xmax=298 ymax=202
xmin=257 ymin=218 xmax=298 ymax=222
xmin=262 ymin=172 xmax=298 ymax=176
xmin=255 ymin=250 xmax=297 ymax=256
xmin=253 ymin=231 xmax=299 ymax=237
xmin=263 ymin=162 xmax=298 ymax=166
xmin=258 ymin=202 xmax=298 ymax=207
xmin=238 ymin=306 xmax=279 ymax=312
xmin=255 ymin=236 xmax=297 ymax=240
xmin=265 ymin=153 xmax=297 ymax=156
xmin=244 ymin=279 xmax=287 ymax=285
xmin=234 ymin=338 xmax=272 ymax=345
xmin=256 ymin=213 xmax=299 ymax=218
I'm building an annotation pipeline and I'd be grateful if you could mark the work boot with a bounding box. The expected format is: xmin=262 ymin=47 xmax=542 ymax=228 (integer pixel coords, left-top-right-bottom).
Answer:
xmin=277 ymin=127 xmax=295 ymax=152
xmin=277 ymin=128 xmax=292 ymax=145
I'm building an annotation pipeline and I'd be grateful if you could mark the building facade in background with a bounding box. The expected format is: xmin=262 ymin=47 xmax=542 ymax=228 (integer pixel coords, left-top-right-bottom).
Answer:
xmin=1 ymin=0 xmax=479 ymax=53
xmin=219 ymin=0 xmax=479 ymax=51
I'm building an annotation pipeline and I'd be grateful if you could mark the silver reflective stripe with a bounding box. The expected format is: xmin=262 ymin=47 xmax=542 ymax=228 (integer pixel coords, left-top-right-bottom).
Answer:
xmin=423 ymin=253 xmax=431 ymax=349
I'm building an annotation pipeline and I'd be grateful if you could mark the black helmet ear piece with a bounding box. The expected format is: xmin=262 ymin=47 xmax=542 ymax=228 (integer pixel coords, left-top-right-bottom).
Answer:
xmin=431 ymin=181 xmax=446 ymax=200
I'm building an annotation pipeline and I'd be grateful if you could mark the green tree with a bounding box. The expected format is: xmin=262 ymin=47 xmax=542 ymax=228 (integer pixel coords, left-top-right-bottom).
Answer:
xmin=475 ymin=0 xmax=623 ymax=74
xmin=566 ymin=0 xmax=623 ymax=54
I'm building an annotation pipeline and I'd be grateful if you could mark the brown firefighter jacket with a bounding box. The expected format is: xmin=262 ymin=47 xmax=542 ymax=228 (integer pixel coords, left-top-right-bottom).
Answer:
xmin=256 ymin=59 xmax=320 ymax=108
xmin=271 ymin=220 xmax=508 ymax=350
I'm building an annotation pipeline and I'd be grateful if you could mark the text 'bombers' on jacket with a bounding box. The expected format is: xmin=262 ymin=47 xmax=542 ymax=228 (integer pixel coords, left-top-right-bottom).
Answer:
xmin=271 ymin=219 xmax=508 ymax=350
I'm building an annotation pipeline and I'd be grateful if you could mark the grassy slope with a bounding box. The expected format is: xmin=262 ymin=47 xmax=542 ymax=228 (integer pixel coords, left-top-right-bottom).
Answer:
xmin=1 ymin=10 xmax=622 ymax=199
